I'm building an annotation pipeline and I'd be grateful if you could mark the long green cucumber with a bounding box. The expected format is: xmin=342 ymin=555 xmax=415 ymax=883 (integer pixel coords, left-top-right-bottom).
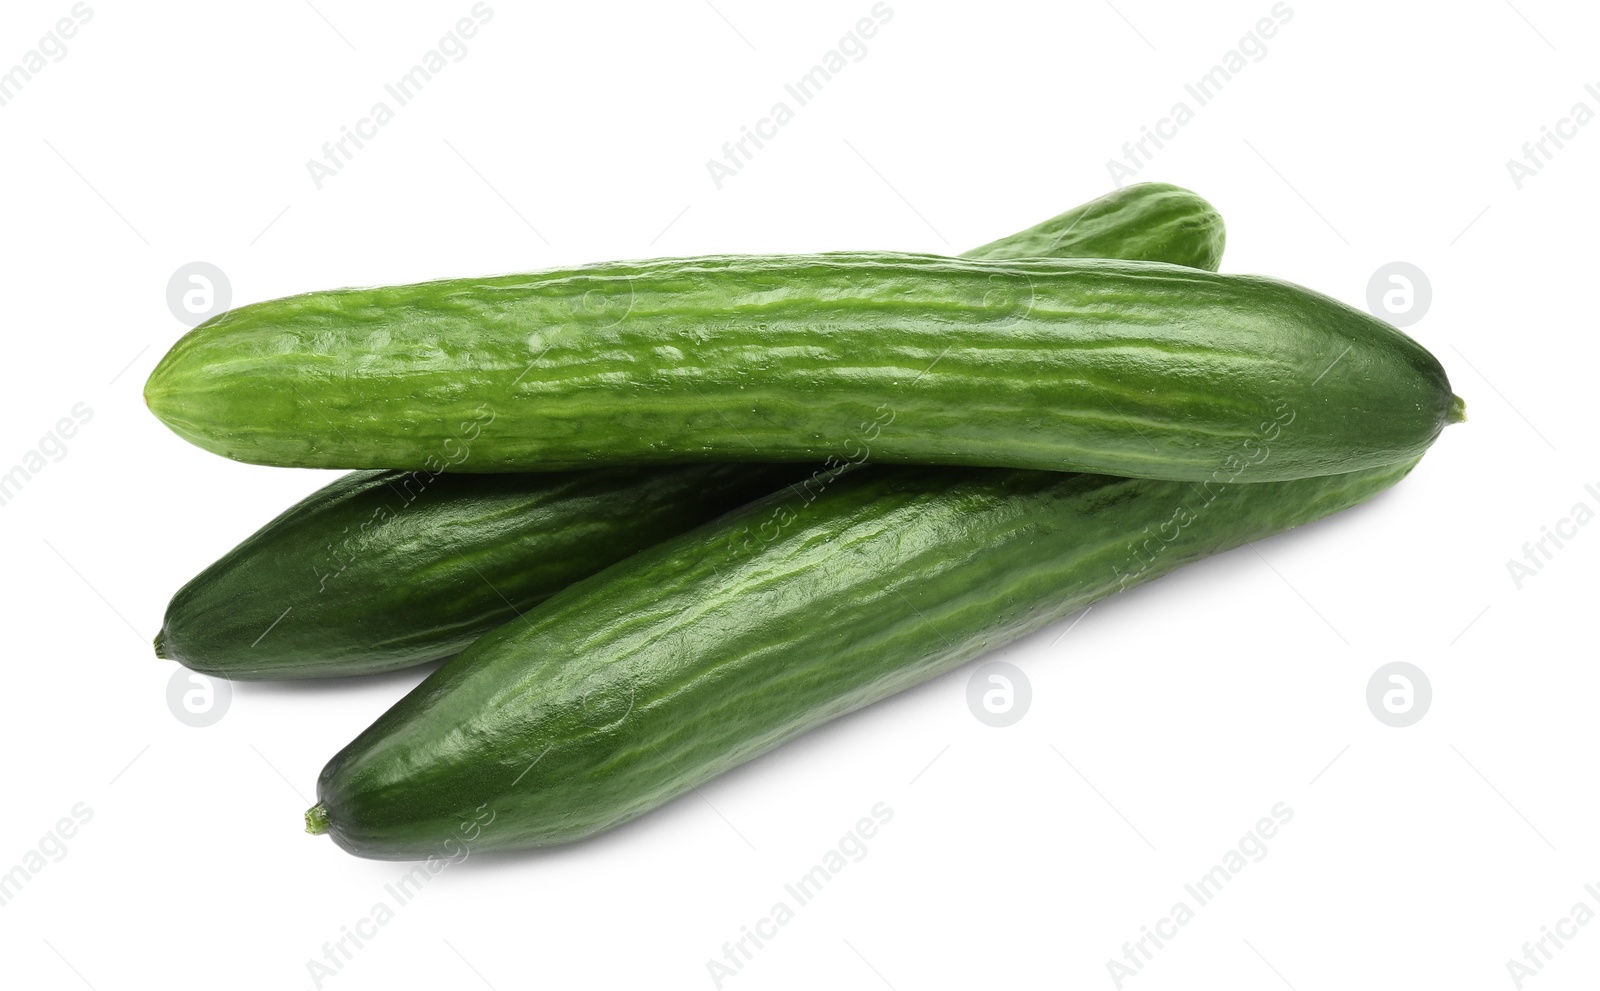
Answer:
xmin=307 ymin=457 xmax=1420 ymax=858
xmin=155 ymin=465 xmax=796 ymax=679
xmin=158 ymin=183 xmax=1226 ymax=680
xmin=145 ymin=252 xmax=1458 ymax=483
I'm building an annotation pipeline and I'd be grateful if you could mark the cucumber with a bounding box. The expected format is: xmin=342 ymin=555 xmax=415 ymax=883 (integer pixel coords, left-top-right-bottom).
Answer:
xmin=144 ymin=254 xmax=1459 ymax=483
xmin=965 ymin=181 xmax=1224 ymax=269
xmin=158 ymin=184 xmax=1227 ymax=680
xmin=307 ymin=457 xmax=1420 ymax=858
xmin=155 ymin=465 xmax=796 ymax=679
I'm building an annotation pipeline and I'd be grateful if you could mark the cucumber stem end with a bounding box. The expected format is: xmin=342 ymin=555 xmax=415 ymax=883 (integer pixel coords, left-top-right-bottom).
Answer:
xmin=1448 ymin=394 xmax=1467 ymax=424
xmin=305 ymin=803 xmax=330 ymax=836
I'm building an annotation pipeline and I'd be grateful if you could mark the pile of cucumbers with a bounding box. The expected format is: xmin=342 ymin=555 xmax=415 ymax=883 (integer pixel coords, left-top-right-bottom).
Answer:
xmin=146 ymin=184 xmax=1462 ymax=860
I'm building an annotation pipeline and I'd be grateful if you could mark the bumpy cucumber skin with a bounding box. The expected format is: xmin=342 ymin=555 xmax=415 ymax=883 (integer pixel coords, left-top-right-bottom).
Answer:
xmin=145 ymin=251 xmax=1453 ymax=482
xmin=312 ymin=458 xmax=1418 ymax=859
xmin=156 ymin=465 xmax=797 ymax=679
xmin=963 ymin=182 xmax=1225 ymax=270
xmin=159 ymin=186 xmax=1228 ymax=680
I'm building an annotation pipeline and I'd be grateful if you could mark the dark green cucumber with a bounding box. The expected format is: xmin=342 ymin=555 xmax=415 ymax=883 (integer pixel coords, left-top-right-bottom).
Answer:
xmin=158 ymin=184 xmax=1227 ymax=680
xmin=308 ymin=457 xmax=1420 ymax=858
xmin=155 ymin=465 xmax=796 ymax=679
xmin=144 ymin=255 xmax=1459 ymax=482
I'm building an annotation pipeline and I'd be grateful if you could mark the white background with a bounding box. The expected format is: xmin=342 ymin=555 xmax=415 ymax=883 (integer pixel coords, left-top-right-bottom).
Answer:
xmin=1 ymin=1 xmax=1595 ymax=988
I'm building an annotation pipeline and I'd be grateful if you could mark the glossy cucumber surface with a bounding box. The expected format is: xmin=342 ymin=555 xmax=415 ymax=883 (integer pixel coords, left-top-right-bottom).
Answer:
xmin=964 ymin=181 xmax=1224 ymax=269
xmin=309 ymin=457 xmax=1419 ymax=858
xmin=145 ymin=251 xmax=1457 ymax=481
xmin=160 ymin=184 xmax=1228 ymax=679
xmin=156 ymin=465 xmax=795 ymax=679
